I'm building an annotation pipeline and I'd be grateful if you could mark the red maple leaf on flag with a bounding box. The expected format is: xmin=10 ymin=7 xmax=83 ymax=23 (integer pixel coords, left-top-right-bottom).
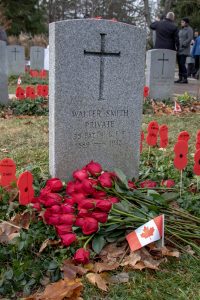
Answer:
xmin=140 ymin=226 xmax=155 ymax=239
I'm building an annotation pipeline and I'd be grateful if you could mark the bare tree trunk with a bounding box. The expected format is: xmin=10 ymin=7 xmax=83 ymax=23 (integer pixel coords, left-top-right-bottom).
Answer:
xmin=143 ymin=0 xmax=152 ymax=41
xmin=163 ymin=0 xmax=175 ymax=15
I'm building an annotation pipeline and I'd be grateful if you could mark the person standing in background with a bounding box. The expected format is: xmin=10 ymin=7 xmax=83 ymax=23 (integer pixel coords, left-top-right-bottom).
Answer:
xmin=175 ymin=17 xmax=193 ymax=84
xmin=0 ymin=26 xmax=8 ymax=44
xmin=150 ymin=12 xmax=179 ymax=51
xmin=191 ymin=30 xmax=200 ymax=79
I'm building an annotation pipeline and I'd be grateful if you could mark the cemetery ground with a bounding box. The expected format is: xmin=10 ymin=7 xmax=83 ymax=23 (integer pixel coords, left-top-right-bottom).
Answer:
xmin=0 ymin=102 xmax=200 ymax=299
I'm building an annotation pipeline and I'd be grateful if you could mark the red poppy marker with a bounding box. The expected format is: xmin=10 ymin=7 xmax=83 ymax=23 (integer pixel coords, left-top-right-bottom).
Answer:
xmin=159 ymin=124 xmax=168 ymax=148
xmin=178 ymin=131 xmax=190 ymax=143
xmin=193 ymin=149 xmax=200 ymax=176
xmin=195 ymin=130 xmax=200 ymax=151
xmin=143 ymin=86 xmax=149 ymax=98
xmin=42 ymin=85 xmax=48 ymax=97
xmin=16 ymin=87 xmax=25 ymax=100
xmin=17 ymin=171 xmax=34 ymax=205
xmin=26 ymin=86 xmax=36 ymax=99
xmin=174 ymin=140 xmax=188 ymax=197
xmin=174 ymin=140 xmax=188 ymax=170
xmin=0 ymin=158 xmax=17 ymax=187
xmin=146 ymin=121 xmax=159 ymax=146
xmin=39 ymin=69 xmax=47 ymax=79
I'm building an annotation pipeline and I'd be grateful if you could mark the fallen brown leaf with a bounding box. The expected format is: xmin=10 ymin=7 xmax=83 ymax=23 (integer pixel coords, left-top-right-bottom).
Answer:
xmin=86 ymin=273 xmax=108 ymax=291
xmin=39 ymin=238 xmax=60 ymax=254
xmin=24 ymin=278 xmax=83 ymax=300
xmin=161 ymin=247 xmax=180 ymax=258
xmin=100 ymin=242 xmax=127 ymax=263
xmin=121 ymin=251 xmax=141 ymax=267
xmin=61 ymin=259 xmax=87 ymax=280
xmin=94 ymin=262 xmax=119 ymax=273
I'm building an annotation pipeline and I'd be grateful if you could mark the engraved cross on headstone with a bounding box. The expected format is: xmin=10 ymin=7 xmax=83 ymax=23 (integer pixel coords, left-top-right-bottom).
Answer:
xmin=11 ymin=47 xmax=20 ymax=61
xmin=84 ymin=33 xmax=120 ymax=101
xmin=35 ymin=48 xmax=41 ymax=58
xmin=158 ymin=53 xmax=169 ymax=75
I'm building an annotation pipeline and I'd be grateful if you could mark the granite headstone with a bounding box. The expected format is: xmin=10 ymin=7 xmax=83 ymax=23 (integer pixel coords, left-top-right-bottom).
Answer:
xmin=30 ymin=46 xmax=45 ymax=70
xmin=146 ymin=49 xmax=176 ymax=100
xmin=0 ymin=41 xmax=9 ymax=104
xmin=7 ymin=45 xmax=25 ymax=75
xmin=49 ymin=19 xmax=146 ymax=180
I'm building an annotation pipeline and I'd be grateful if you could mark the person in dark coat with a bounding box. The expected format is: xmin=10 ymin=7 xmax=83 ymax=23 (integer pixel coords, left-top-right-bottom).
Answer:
xmin=192 ymin=33 xmax=200 ymax=79
xmin=150 ymin=12 xmax=179 ymax=51
xmin=0 ymin=26 xmax=8 ymax=44
xmin=175 ymin=17 xmax=193 ymax=83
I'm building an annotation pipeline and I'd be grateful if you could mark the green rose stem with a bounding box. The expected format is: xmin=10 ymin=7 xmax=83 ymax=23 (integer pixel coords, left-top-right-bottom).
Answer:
xmin=83 ymin=234 xmax=95 ymax=249
xmin=111 ymin=208 xmax=146 ymax=222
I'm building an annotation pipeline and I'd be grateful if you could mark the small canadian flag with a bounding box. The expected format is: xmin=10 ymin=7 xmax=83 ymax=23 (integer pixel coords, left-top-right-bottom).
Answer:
xmin=17 ymin=76 xmax=22 ymax=86
xmin=174 ymin=101 xmax=182 ymax=113
xmin=126 ymin=215 xmax=164 ymax=251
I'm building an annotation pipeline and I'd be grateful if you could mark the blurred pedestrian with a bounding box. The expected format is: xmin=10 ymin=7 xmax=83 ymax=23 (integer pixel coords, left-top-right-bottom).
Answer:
xmin=175 ymin=17 xmax=193 ymax=84
xmin=192 ymin=31 xmax=200 ymax=79
xmin=150 ymin=12 xmax=179 ymax=51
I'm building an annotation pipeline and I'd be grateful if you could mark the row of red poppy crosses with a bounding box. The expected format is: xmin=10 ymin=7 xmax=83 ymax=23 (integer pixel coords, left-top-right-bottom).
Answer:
xmin=0 ymin=158 xmax=34 ymax=205
xmin=29 ymin=69 xmax=48 ymax=79
xmin=15 ymin=85 xmax=48 ymax=99
xmin=140 ymin=121 xmax=200 ymax=175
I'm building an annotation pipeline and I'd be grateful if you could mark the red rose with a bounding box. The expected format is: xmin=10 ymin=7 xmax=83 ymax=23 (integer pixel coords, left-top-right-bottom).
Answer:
xmin=60 ymin=204 xmax=75 ymax=214
xmin=82 ymin=178 xmax=98 ymax=194
xmin=33 ymin=202 xmax=41 ymax=211
xmin=82 ymin=217 xmax=99 ymax=235
xmin=73 ymin=169 xmax=88 ymax=181
xmin=92 ymin=190 xmax=107 ymax=198
xmin=140 ymin=180 xmax=157 ymax=188
xmin=41 ymin=193 xmax=63 ymax=207
xmin=56 ymin=225 xmax=73 ymax=235
xmin=60 ymin=233 xmax=76 ymax=246
xmin=39 ymin=186 xmax=51 ymax=196
xmin=49 ymin=205 xmax=61 ymax=214
xmin=47 ymin=214 xmax=60 ymax=226
xmin=96 ymin=200 xmax=112 ymax=212
xmin=77 ymin=209 xmax=91 ymax=218
xmin=161 ymin=179 xmax=175 ymax=188
xmin=74 ymin=181 xmax=85 ymax=193
xmin=59 ymin=214 xmax=76 ymax=225
xmin=86 ymin=160 xmax=102 ymax=176
xmin=107 ymin=196 xmax=119 ymax=204
xmin=98 ymin=172 xmax=113 ymax=188
xmin=78 ymin=199 xmax=96 ymax=210
xmin=46 ymin=178 xmax=63 ymax=192
xmin=128 ymin=180 xmax=137 ymax=189
xmin=63 ymin=197 xmax=76 ymax=205
xmin=66 ymin=181 xmax=76 ymax=195
xmin=72 ymin=192 xmax=86 ymax=204
xmin=74 ymin=248 xmax=90 ymax=264
xmin=74 ymin=217 xmax=84 ymax=227
xmin=91 ymin=211 xmax=108 ymax=223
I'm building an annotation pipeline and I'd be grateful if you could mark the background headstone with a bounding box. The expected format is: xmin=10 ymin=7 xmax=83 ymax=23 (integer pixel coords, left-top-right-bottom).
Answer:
xmin=146 ymin=49 xmax=176 ymax=100
xmin=7 ymin=45 xmax=25 ymax=75
xmin=44 ymin=45 xmax=49 ymax=70
xmin=30 ymin=46 xmax=45 ymax=70
xmin=0 ymin=41 xmax=9 ymax=104
xmin=49 ymin=19 xmax=146 ymax=180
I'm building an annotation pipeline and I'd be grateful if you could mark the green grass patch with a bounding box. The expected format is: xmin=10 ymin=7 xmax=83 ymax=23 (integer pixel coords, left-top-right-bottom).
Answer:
xmin=0 ymin=113 xmax=200 ymax=299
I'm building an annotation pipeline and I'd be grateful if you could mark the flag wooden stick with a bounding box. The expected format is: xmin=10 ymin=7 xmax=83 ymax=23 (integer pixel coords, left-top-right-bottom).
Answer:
xmin=180 ymin=170 xmax=183 ymax=198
